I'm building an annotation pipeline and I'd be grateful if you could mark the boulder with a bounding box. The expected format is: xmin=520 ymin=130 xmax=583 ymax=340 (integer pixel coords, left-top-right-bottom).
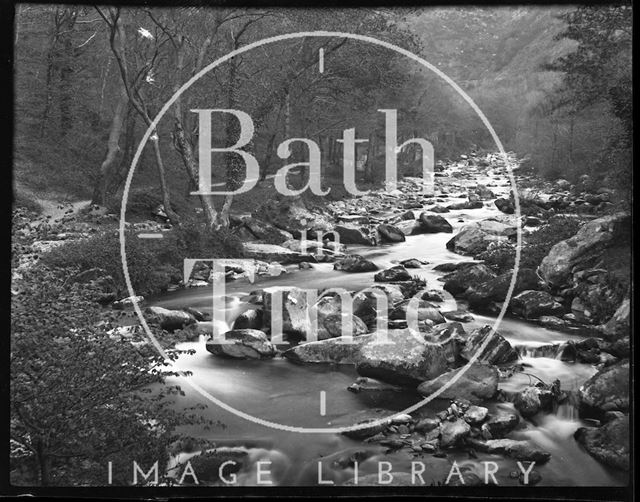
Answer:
xmin=440 ymin=419 xmax=471 ymax=448
xmin=442 ymin=310 xmax=474 ymax=323
xmin=335 ymin=224 xmax=375 ymax=246
xmin=389 ymin=300 xmax=446 ymax=324
xmin=494 ymin=198 xmax=514 ymax=214
xmin=417 ymin=362 xmax=499 ymax=404
xmin=510 ymin=290 xmax=565 ymax=319
xmin=442 ymin=263 xmax=496 ymax=296
xmin=463 ymin=405 xmax=489 ymax=425
xmin=467 ymin=438 xmax=551 ymax=463
xmin=394 ymin=219 xmax=421 ymax=236
xmin=333 ymin=255 xmax=378 ymax=273
xmin=538 ymin=212 xmax=630 ymax=287
xmin=446 ymin=200 xmax=484 ymax=210
xmin=323 ymin=314 xmax=369 ymax=339
xmin=206 ymin=329 xmax=276 ymax=359
xmin=446 ymin=219 xmax=516 ymax=256
xmin=374 ymin=265 xmax=411 ymax=282
xmin=242 ymin=242 xmax=311 ymax=264
xmin=355 ymin=329 xmax=450 ymax=386
xmin=466 ymin=268 xmax=540 ymax=310
xmin=429 ymin=205 xmax=450 ymax=213
xmin=145 ymin=306 xmax=196 ymax=331
xmin=460 ymin=325 xmax=519 ymax=365
xmin=482 ymin=412 xmax=519 ymax=438
xmin=578 ymin=360 xmax=629 ymax=415
xmin=232 ymin=308 xmax=263 ymax=330
xmin=377 ymin=224 xmax=406 ymax=243
xmin=400 ymin=258 xmax=425 ymax=269
xmin=283 ymin=334 xmax=375 ymax=364
xmin=602 ymin=298 xmax=630 ymax=341
xmin=574 ymin=415 xmax=629 ymax=471
xmin=262 ymin=286 xmax=314 ymax=339
xmin=513 ymin=386 xmax=554 ymax=418
xmin=418 ymin=213 xmax=453 ymax=233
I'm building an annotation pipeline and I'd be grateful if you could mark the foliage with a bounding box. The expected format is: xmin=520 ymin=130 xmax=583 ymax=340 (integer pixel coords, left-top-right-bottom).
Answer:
xmin=40 ymin=224 xmax=244 ymax=297
xmin=10 ymin=266 xmax=215 ymax=486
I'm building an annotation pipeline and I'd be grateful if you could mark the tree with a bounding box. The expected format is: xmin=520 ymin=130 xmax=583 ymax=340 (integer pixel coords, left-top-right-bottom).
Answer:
xmin=10 ymin=266 xmax=213 ymax=485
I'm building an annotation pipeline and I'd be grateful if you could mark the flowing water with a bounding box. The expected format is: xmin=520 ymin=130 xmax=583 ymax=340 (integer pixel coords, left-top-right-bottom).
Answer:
xmin=149 ymin=172 xmax=625 ymax=486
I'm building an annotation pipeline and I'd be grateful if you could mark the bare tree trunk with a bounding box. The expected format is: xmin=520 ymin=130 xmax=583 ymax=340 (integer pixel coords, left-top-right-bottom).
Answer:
xmin=92 ymin=87 xmax=128 ymax=205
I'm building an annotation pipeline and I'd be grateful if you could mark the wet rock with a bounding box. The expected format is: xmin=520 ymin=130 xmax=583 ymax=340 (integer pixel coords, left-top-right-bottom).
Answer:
xmin=494 ymin=197 xmax=514 ymax=214
xmin=377 ymin=224 xmax=406 ymax=243
xmin=263 ymin=286 xmax=315 ymax=339
xmin=429 ymin=205 xmax=450 ymax=213
xmin=334 ymin=224 xmax=376 ymax=246
xmin=463 ymin=406 xmax=488 ymax=425
xmin=206 ymin=329 xmax=276 ymax=359
xmin=466 ymin=268 xmax=540 ymax=309
xmin=422 ymin=289 xmax=445 ymax=302
xmin=395 ymin=219 xmax=421 ymax=236
xmin=415 ymin=417 xmax=440 ymax=433
xmin=460 ymin=325 xmax=519 ymax=365
xmin=440 ymin=419 xmax=471 ymax=448
xmin=513 ymin=386 xmax=553 ymax=418
xmin=283 ymin=333 xmax=377 ymax=364
xmin=442 ymin=263 xmax=496 ymax=296
xmin=323 ymin=313 xmax=369 ymax=339
xmin=418 ymin=213 xmax=453 ymax=233
xmin=442 ymin=310 xmax=474 ymax=323
xmin=374 ymin=265 xmax=411 ymax=282
xmin=574 ymin=414 xmax=629 ymax=471
xmin=356 ymin=329 xmax=450 ymax=386
xmin=333 ymin=255 xmax=379 ymax=273
xmin=400 ymin=258 xmax=425 ymax=269
xmin=341 ymin=418 xmax=388 ymax=439
xmin=538 ymin=212 xmax=630 ymax=287
xmin=510 ymin=290 xmax=565 ymax=319
xmin=417 ymin=362 xmax=499 ymax=404
xmin=446 ymin=219 xmax=516 ymax=256
xmin=466 ymin=438 xmax=551 ymax=463
xmin=482 ymin=412 xmax=519 ymax=437
xmin=145 ymin=306 xmax=196 ymax=331
xmin=389 ymin=300 xmax=446 ymax=324
xmin=183 ymin=307 xmax=211 ymax=322
xmin=602 ymin=298 xmax=630 ymax=341
xmin=537 ymin=315 xmax=567 ymax=330
xmin=579 ymin=359 xmax=629 ymax=414
xmin=232 ymin=308 xmax=263 ymax=330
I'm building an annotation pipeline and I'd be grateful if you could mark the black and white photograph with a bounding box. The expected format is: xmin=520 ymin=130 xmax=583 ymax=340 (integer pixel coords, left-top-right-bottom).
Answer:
xmin=5 ymin=1 xmax=633 ymax=497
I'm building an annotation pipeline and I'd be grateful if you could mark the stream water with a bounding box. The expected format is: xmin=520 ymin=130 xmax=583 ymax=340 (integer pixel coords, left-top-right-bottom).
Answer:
xmin=147 ymin=171 xmax=625 ymax=486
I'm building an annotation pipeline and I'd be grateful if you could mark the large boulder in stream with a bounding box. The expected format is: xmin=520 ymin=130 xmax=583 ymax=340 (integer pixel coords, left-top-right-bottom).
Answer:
xmin=206 ymin=329 xmax=276 ymax=359
xmin=417 ymin=362 xmax=499 ymax=404
xmin=377 ymin=224 xmax=406 ymax=243
xmin=460 ymin=325 xmax=519 ymax=365
xmin=145 ymin=306 xmax=196 ymax=331
xmin=374 ymin=265 xmax=411 ymax=282
xmin=446 ymin=219 xmax=516 ymax=256
xmin=466 ymin=268 xmax=540 ymax=309
xmin=334 ymin=224 xmax=375 ymax=245
xmin=283 ymin=333 xmax=375 ymax=364
xmin=538 ymin=212 xmax=630 ymax=287
xmin=355 ymin=329 xmax=450 ymax=386
xmin=418 ymin=213 xmax=453 ymax=233
xmin=262 ymin=286 xmax=314 ymax=339
xmin=510 ymin=290 xmax=565 ymax=319
xmin=574 ymin=414 xmax=629 ymax=471
xmin=442 ymin=263 xmax=496 ymax=297
xmin=513 ymin=386 xmax=554 ymax=418
xmin=578 ymin=359 xmax=629 ymax=415
xmin=333 ymin=255 xmax=378 ymax=273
